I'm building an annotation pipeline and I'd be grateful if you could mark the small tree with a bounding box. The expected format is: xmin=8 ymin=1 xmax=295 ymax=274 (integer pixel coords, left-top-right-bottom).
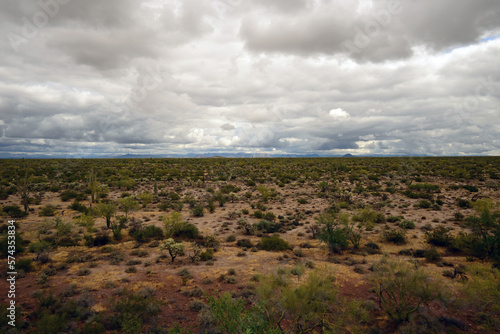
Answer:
xmin=138 ymin=191 xmax=154 ymax=208
xmin=256 ymin=186 xmax=273 ymax=203
xmin=160 ymin=238 xmax=184 ymax=262
xmin=98 ymin=202 xmax=117 ymax=229
xmin=162 ymin=212 xmax=184 ymax=237
xmin=372 ymin=258 xmax=447 ymax=323
xmin=257 ymin=268 xmax=338 ymax=333
xmin=29 ymin=241 xmax=51 ymax=261
xmin=213 ymin=191 xmax=228 ymax=207
xmin=341 ymin=212 xmax=363 ymax=249
xmin=309 ymin=223 xmax=321 ymax=239
xmin=316 ymin=212 xmax=349 ymax=254
xmin=118 ymin=196 xmax=139 ymax=219
xmin=465 ymin=199 xmax=500 ymax=265
xmin=74 ymin=213 xmax=95 ymax=232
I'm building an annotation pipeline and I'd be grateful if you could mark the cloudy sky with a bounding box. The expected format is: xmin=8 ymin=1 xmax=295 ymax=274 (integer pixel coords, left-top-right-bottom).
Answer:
xmin=1 ymin=0 xmax=499 ymax=157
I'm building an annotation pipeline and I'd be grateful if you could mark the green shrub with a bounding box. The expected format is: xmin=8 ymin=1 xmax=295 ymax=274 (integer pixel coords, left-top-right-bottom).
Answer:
xmin=253 ymin=210 xmax=264 ymax=219
xmin=206 ymin=292 xmax=272 ymax=334
xmin=454 ymin=211 xmax=465 ymax=221
xmin=399 ymin=220 xmax=415 ymax=229
xmin=463 ymin=264 xmax=500 ymax=317
xmin=189 ymin=300 xmax=206 ymax=312
xmin=175 ymin=223 xmax=199 ymax=239
xmin=409 ymin=183 xmax=440 ymax=192
xmin=163 ymin=212 xmax=200 ymax=239
xmin=375 ymin=212 xmax=386 ymax=224
xmin=424 ymin=247 xmax=442 ymax=262
xmin=125 ymin=266 xmax=137 ymax=273
xmin=416 ymin=200 xmax=432 ymax=209
xmin=220 ymin=184 xmax=241 ymax=194
xmin=199 ymin=249 xmax=214 ymax=261
xmin=224 ymin=275 xmax=238 ymax=284
xmin=236 ymin=239 xmax=253 ymax=248
xmin=107 ymin=290 xmax=160 ymax=333
xmin=69 ymin=201 xmax=88 ymax=214
xmin=131 ymin=224 xmax=164 ymax=243
xmin=82 ymin=321 xmax=106 ymax=334
xmin=372 ymin=258 xmax=447 ymax=323
xmin=60 ymin=189 xmax=78 ymax=201
xmin=91 ymin=229 xmax=111 ymax=247
xmin=316 ymin=212 xmax=350 ymax=253
xmin=191 ymin=204 xmax=205 ymax=217
xmin=425 ymin=226 xmax=454 ymax=247
xmin=260 ymin=235 xmax=290 ymax=252
xmin=178 ymin=268 xmax=192 ymax=278
xmin=202 ymin=234 xmax=221 ymax=250
xmin=462 ymin=185 xmax=479 ymax=192
xmin=364 ymin=242 xmax=381 ymax=254
xmin=446 ymin=232 xmax=474 ymax=254
xmin=457 ymin=198 xmax=471 ymax=208
xmin=382 ymin=228 xmax=407 ymax=244
xmin=1 ymin=232 xmax=27 ymax=257
xmin=39 ymin=205 xmax=57 ymax=217
xmin=263 ymin=211 xmax=276 ymax=222
xmin=463 ymin=202 xmax=500 ymax=265
xmin=352 ymin=208 xmax=379 ymax=225
xmin=55 ymin=220 xmax=74 ymax=237
xmin=257 ymin=268 xmax=338 ymax=333
xmin=255 ymin=220 xmax=280 ymax=234
xmin=17 ymin=257 xmax=34 ymax=272
xmin=387 ymin=215 xmax=403 ymax=223
xmin=2 ymin=205 xmax=28 ymax=218
xmin=32 ymin=311 xmax=67 ymax=334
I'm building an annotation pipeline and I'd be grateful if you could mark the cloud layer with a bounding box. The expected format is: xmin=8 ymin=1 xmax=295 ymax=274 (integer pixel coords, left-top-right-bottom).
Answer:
xmin=0 ymin=0 xmax=499 ymax=157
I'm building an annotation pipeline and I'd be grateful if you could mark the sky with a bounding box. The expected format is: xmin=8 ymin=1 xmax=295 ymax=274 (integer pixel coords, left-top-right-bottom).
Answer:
xmin=0 ymin=0 xmax=499 ymax=158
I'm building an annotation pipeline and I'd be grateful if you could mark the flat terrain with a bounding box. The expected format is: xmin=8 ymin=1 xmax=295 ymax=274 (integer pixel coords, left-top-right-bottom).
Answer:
xmin=0 ymin=157 xmax=499 ymax=333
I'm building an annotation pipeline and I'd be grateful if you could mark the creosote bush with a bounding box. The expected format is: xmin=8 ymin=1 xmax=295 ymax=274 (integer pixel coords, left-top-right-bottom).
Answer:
xmin=425 ymin=226 xmax=454 ymax=247
xmin=382 ymin=228 xmax=407 ymax=244
xmin=163 ymin=212 xmax=200 ymax=239
xmin=463 ymin=263 xmax=500 ymax=320
xmin=257 ymin=268 xmax=338 ymax=333
xmin=260 ymin=235 xmax=290 ymax=252
xmin=316 ymin=212 xmax=350 ymax=253
xmin=371 ymin=258 xmax=448 ymax=323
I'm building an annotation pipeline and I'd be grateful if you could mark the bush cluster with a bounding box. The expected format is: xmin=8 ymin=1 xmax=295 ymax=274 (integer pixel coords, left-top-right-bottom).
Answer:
xmin=260 ymin=235 xmax=290 ymax=252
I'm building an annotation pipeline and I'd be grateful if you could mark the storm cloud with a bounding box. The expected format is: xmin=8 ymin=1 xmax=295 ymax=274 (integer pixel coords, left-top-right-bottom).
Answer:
xmin=0 ymin=0 xmax=499 ymax=157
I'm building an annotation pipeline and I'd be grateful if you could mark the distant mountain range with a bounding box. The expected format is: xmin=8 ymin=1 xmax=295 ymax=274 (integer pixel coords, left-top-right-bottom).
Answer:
xmin=0 ymin=152 xmax=441 ymax=159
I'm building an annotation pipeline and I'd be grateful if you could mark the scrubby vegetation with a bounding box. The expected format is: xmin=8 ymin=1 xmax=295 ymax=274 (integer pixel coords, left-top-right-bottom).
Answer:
xmin=0 ymin=156 xmax=499 ymax=333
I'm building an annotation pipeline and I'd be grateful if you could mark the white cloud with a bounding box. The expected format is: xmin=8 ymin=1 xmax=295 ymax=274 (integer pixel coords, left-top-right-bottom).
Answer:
xmin=329 ymin=108 xmax=350 ymax=119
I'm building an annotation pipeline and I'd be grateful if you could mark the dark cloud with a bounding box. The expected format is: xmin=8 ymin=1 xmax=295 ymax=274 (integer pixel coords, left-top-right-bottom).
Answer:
xmin=47 ymin=28 xmax=160 ymax=70
xmin=0 ymin=0 xmax=139 ymax=28
xmin=220 ymin=123 xmax=235 ymax=130
xmin=240 ymin=0 xmax=500 ymax=62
